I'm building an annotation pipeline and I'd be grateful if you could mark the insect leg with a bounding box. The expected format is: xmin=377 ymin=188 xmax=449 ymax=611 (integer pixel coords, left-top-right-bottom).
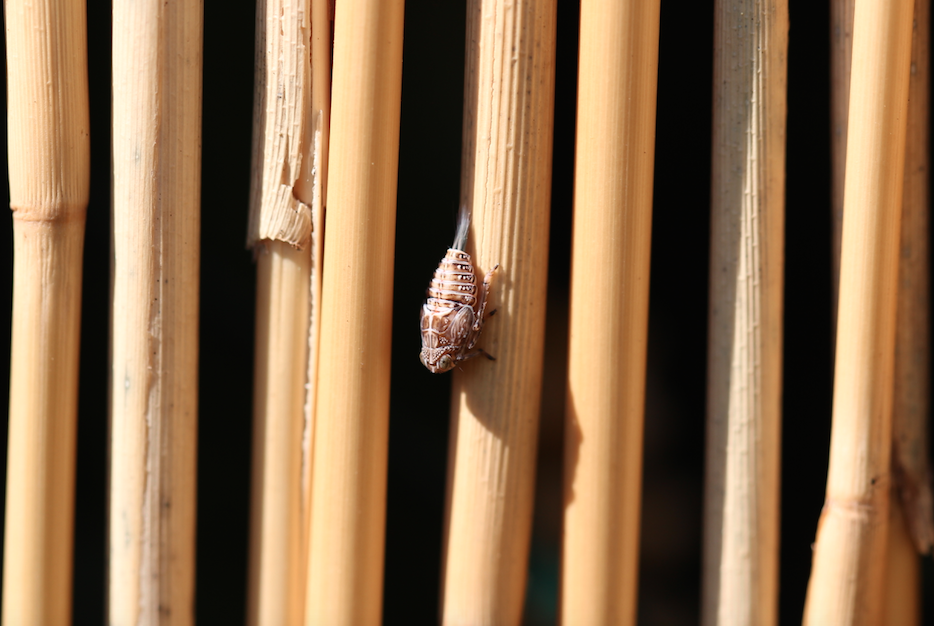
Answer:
xmin=463 ymin=347 xmax=496 ymax=362
xmin=473 ymin=263 xmax=500 ymax=331
xmin=482 ymin=264 xmax=500 ymax=289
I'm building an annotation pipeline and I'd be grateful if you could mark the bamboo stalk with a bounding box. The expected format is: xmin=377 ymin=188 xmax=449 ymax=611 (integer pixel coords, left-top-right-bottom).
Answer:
xmin=883 ymin=0 xmax=933 ymax=622
xmin=2 ymin=0 xmax=90 ymax=623
xmin=557 ymin=0 xmax=658 ymax=624
xmin=891 ymin=0 xmax=934 ymax=557
xmin=245 ymin=0 xmax=328 ymax=621
xmin=830 ymin=0 xmax=855 ymax=336
xmin=802 ymin=0 xmax=914 ymax=622
xmin=440 ymin=0 xmax=556 ymax=623
xmin=297 ymin=0 xmax=332 ymax=617
xmin=247 ymin=244 xmax=309 ymax=626
xmin=109 ymin=0 xmax=202 ymax=623
xmin=301 ymin=0 xmax=332 ymax=566
xmin=885 ymin=500 xmax=921 ymax=625
xmin=701 ymin=3 xmax=787 ymax=626
xmin=303 ymin=0 xmax=403 ymax=621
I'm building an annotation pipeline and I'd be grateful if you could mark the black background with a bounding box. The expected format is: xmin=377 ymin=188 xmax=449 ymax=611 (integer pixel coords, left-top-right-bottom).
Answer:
xmin=0 ymin=0 xmax=932 ymax=624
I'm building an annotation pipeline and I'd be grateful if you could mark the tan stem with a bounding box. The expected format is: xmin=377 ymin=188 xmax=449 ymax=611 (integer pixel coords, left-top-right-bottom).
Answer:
xmin=440 ymin=0 xmax=557 ymax=623
xmin=891 ymin=0 xmax=934 ymax=557
xmin=702 ymin=2 xmax=787 ymax=626
xmin=558 ymin=0 xmax=660 ymax=624
xmin=802 ymin=0 xmax=915 ymax=622
xmin=884 ymin=499 xmax=921 ymax=625
xmin=300 ymin=0 xmax=332 ymax=584
xmin=247 ymin=243 xmax=310 ymax=625
xmin=881 ymin=0 xmax=933 ymax=622
xmin=303 ymin=0 xmax=404 ymax=622
xmin=109 ymin=0 xmax=202 ymax=623
xmin=830 ymin=0 xmax=855 ymax=339
xmin=2 ymin=0 xmax=90 ymax=623
xmin=245 ymin=0 xmax=325 ymax=621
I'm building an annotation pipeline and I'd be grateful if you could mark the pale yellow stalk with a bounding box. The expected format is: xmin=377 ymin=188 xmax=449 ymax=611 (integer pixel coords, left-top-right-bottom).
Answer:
xmin=558 ymin=1 xmax=659 ymax=624
xmin=109 ymin=0 xmax=202 ymax=623
xmin=303 ymin=0 xmax=403 ymax=622
xmin=248 ymin=244 xmax=309 ymax=626
xmin=702 ymin=3 xmax=787 ymax=626
xmin=301 ymin=0 xmax=332 ymax=562
xmin=802 ymin=0 xmax=914 ymax=622
xmin=885 ymin=500 xmax=921 ymax=625
xmin=440 ymin=0 xmax=556 ymax=623
xmin=883 ymin=0 xmax=933 ymax=622
xmin=2 ymin=1 xmax=89 ymax=624
xmin=891 ymin=0 xmax=934 ymax=557
xmin=245 ymin=0 xmax=328 ymax=621
xmin=830 ymin=0 xmax=855 ymax=335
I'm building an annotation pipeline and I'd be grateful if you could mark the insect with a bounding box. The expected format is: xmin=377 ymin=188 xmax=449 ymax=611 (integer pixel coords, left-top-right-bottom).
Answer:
xmin=419 ymin=209 xmax=499 ymax=374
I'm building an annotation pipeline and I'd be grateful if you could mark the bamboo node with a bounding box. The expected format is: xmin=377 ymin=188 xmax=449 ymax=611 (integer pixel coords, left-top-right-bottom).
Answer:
xmin=10 ymin=202 xmax=88 ymax=223
xmin=823 ymin=488 xmax=890 ymax=524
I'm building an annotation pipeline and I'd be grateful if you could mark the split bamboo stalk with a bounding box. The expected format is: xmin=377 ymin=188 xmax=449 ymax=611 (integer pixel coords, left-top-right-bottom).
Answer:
xmin=109 ymin=0 xmax=202 ymax=623
xmin=2 ymin=0 xmax=90 ymax=623
xmin=701 ymin=3 xmax=787 ymax=626
xmin=302 ymin=0 xmax=332 ymax=563
xmin=557 ymin=0 xmax=658 ymax=624
xmin=802 ymin=0 xmax=914 ymax=622
xmin=303 ymin=0 xmax=403 ymax=621
xmin=245 ymin=0 xmax=330 ymax=622
xmin=440 ymin=0 xmax=556 ymax=623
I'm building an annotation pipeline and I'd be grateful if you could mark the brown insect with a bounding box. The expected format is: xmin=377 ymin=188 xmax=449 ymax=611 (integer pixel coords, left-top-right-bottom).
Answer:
xmin=419 ymin=210 xmax=499 ymax=373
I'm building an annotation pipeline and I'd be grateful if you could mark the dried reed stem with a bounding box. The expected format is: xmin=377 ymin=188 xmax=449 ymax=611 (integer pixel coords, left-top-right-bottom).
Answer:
xmin=557 ymin=1 xmax=659 ymax=624
xmin=301 ymin=0 xmax=332 ymax=571
xmin=830 ymin=0 xmax=855 ymax=336
xmin=882 ymin=1 xmax=933 ymax=622
xmin=2 ymin=0 xmax=89 ymax=623
xmin=246 ymin=0 xmax=328 ymax=621
xmin=885 ymin=500 xmax=921 ymax=625
xmin=701 ymin=3 xmax=787 ymax=626
xmin=440 ymin=0 xmax=556 ymax=623
xmin=303 ymin=0 xmax=403 ymax=621
xmin=109 ymin=1 xmax=202 ymax=623
xmin=891 ymin=0 xmax=934 ymax=557
xmin=248 ymin=244 xmax=309 ymax=625
xmin=802 ymin=0 xmax=914 ymax=622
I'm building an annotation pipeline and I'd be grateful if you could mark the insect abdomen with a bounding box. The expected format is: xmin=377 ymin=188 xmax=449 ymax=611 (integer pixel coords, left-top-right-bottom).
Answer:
xmin=427 ymin=249 xmax=477 ymax=307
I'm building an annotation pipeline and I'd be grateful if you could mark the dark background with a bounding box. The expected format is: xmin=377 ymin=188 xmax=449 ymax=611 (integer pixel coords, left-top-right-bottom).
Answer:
xmin=0 ymin=0 xmax=931 ymax=624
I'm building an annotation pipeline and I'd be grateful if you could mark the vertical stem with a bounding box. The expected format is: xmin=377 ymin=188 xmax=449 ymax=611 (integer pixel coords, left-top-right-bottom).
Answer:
xmin=885 ymin=0 xmax=933 ymax=621
xmin=248 ymin=244 xmax=309 ymax=626
xmin=300 ymin=0 xmax=332 ymax=569
xmin=440 ymin=0 xmax=556 ymax=623
xmin=109 ymin=0 xmax=202 ymax=623
xmin=558 ymin=0 xmax=659 ymax=624
xmin=245 ymin=0 xmax=323 ymax=622
xmin=884 ymin=500 xmax=921 ymax=625
xmin=891 ymin=0 xmax=934 ymax=556
xmin=802 ymin=0 xmax=914 ymax=622
xmin=830 ymin=0 xmax=855 ymax=338
xmin=702 ymin=2 xmax=787 ymax=626
xmin=3 ymin=1 xmax=90 ymax=624
xmin=303 ymin=0 xmax=403 ymax=622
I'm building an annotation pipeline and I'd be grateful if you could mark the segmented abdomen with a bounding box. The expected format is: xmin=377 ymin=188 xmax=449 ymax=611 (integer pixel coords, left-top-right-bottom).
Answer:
xmin=426 ymin=249 xmax=478 ymax=309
